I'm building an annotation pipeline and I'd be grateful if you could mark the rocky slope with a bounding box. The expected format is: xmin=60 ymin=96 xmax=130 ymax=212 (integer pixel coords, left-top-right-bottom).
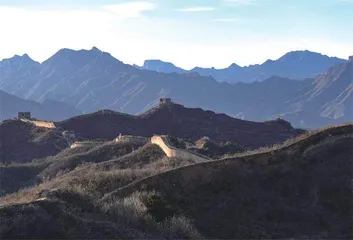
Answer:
xmin=281 ymin=57 xmax=353 ymax=127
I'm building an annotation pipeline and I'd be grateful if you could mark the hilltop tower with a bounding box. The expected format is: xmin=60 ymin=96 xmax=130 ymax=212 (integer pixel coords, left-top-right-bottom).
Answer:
xmin=18 ymin=112 xmax=31 ymax=119
xmin=160 ymin=98 xmax=172 ymax=105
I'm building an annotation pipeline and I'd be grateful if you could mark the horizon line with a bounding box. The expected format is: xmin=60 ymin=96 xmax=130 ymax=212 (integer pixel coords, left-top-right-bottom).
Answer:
xmin=0 ymin=46 xmax=349 ymax=70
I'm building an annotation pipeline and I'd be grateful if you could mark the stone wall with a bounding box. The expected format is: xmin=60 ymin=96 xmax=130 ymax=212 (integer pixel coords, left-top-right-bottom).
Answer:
xmin=151 ymin=135 xmax=210 ymax=163
xmin=70 ymin=141 xmax=104 ymax=149
xmin=115 ymin=135 xmax=147 ymax=145
xmin=20 ymin=119 xmax=56 ymax=129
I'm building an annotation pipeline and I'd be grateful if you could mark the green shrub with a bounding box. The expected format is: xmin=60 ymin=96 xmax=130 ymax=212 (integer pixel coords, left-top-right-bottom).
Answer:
xmin=145 ymin=195 xmax=176 ymax=222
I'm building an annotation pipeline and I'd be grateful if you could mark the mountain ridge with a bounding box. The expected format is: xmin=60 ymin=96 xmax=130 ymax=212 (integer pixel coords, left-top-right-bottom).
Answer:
xmin=56 ymin=100 xmax=304 ymax=149
xmin=137 ymin=50 xmax=346 ymax=83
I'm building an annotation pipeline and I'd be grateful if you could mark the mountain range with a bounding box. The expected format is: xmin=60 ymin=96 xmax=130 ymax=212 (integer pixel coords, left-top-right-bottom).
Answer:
xmin=135 ymin=51 xmax=346 ymax=83
xmin=0 ymin=47 xmax=352 ymax=128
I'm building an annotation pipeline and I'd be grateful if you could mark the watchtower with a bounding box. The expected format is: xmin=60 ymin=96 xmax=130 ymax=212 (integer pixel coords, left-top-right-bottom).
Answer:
xmin=160 ymin=98 xmax=172 ymax=105
xmin=18 ymin=112 xmax=31 ymax=119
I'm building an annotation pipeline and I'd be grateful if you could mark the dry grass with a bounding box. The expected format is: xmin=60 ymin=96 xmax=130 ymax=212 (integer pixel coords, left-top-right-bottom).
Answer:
xmin=1 ymin=123 xmax=351 ymax=238
xmin=223 ymin=122 xmax=353 ymax=159
xmin=0 ymin=186 xmax=41 ymax=206
xmin=101 ymin=190 xmax=202 ymax=239
xmin=0 ymin=143 xmax=193 ymax=207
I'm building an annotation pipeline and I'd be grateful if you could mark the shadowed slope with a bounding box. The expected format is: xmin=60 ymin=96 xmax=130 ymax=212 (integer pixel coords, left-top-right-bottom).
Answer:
xmin=102 ymin=123 xmax=353 ymax=239
xmin=0 ymin=120 xmax=69 ymax=163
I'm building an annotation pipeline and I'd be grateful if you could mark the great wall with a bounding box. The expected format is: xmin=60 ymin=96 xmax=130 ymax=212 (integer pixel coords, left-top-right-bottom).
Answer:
xmin=70 ymin=141 xmax=106 ymax=149
xmin=151 ymin=135 xmax=210 ymax=163
xmin=69 ymin=134 xmax=211 ymax=162
xmin=17 ymin=109 xmax=212 ymax=162
xmin=70 ymin=135 xmax=148 ymax=149
xmin=20 ymin=119 xmax=56 ymax=129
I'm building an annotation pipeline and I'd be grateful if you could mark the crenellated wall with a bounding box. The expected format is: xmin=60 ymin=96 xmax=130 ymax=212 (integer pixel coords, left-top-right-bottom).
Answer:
xmin=151 ymin=135 xmax=210 ymax=163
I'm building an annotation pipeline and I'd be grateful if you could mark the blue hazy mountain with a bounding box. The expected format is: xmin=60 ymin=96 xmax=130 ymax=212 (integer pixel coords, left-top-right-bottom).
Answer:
xmin=137 ymin=50 xmax=345 ymax=83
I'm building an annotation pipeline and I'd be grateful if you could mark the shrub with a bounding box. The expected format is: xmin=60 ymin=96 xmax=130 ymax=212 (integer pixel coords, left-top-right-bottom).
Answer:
xmin=167 ymin=136 xmax=186 ymax=149
xmin=145 ymin=195 xmax=176 ymax=222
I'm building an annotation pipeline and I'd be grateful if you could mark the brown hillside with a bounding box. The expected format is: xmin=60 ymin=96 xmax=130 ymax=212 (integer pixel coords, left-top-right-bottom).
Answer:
xmin=0 ymin=124 xmax=351 ymax=239
xmin=0 ymin=143 xmax=199 ymax=239
xmin=0 ymin=120 xmax=69 ymax=163
xmin=57 ymin=102 xmax=305 ymax=149
xmin=102 ymin=123 xmax=353 ymax=239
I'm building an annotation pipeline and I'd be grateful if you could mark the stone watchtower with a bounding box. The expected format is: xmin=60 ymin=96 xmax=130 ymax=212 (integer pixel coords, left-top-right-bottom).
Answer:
xmin=160 ymin=98 xmax=172 ymax=105
xmin=18 ymin=112 xmax=31 ymax=119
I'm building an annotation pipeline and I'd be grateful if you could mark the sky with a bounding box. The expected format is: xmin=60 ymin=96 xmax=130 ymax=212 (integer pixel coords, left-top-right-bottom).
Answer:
xmin=0 ymin=0 xmax=352 ymax=69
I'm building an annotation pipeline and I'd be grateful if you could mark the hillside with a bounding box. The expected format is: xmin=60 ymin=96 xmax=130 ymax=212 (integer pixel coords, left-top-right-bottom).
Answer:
xmin=0 ymin=120 xmax=69 ymax=163
xmin=0 ymin=123 xmax=351 ymax=239
xmin=281 ymin=57 xmax=353 ymax=127
xmin=137 ymin=51 xmax=346 ymax=83
xmin=0 ymin=90 xmax=81 ymax=121
xmin=102 ymin=123 xmax=353 ymax=239
xmin=56 ymin=101 xmax=304 ymax=149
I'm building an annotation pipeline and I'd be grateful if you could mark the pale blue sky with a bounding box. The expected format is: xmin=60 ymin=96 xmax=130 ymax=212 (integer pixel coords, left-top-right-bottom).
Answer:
xmin=0 ymin=0 xmax=352 ymax=68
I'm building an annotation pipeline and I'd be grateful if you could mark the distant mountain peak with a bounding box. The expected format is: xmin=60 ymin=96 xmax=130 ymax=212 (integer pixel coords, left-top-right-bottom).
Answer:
xmin=22 ymin=53 xmax=30 ymax=59
xmin=141 ymin=59 xmax=185 ymax=73
xmin=277 ymin=50 xmax=343 ymax=63
xmin=228 ymin=63 xmax=241 ymax=69
xmin=53 ymin=47 xmax=103 ymax=56
xmin=44 ymin=47 xmax=107 ymax=67
xmin=144 ymin=59 xmax=166 ymax=64
xmin=91 ymin=46 xmax=102 ymax=52
xmin=278 ymin=50 xmax=320 ymax=61
xmin=1 ymin=53 xmax=38 ymax=67
xmin=143 ymin=59 xmax=176 ymax=67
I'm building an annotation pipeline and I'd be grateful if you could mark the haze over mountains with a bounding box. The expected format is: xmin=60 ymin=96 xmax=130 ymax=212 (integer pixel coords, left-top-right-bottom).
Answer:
xmin=0 ymin=47 xmax=352 ymax=128
xmin=135 ymin=51 xmax=346 ymax=83
xmin=0 ymin=90 xmax=81 ymax=121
